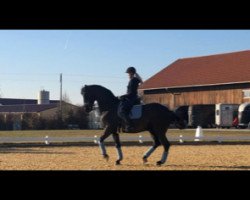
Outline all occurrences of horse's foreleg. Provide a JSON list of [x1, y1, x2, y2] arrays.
[[112, 133, 123, 165], [98, 140, 109, 161], [98, 128, 112, 161], [143, 146, 157, 163]]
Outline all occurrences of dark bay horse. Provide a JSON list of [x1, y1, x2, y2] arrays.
[[81, 85, 186, 166]]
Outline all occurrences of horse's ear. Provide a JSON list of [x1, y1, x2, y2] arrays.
[[81, 86, 86, 95]]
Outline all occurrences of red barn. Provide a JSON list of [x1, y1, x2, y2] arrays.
[[139, 50, 250, 109]]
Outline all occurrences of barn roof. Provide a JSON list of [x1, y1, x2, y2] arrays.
[[139, 50, 250, 90], [0, 104, 58, 113]]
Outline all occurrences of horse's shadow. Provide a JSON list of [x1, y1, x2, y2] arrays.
[[119, 163, 250, 170], [166, 164, 250, 170]]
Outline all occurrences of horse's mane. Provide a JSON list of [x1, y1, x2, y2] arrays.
[[84, 85, 118, 100]]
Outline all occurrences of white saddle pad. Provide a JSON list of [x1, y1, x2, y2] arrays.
[[129, 105, 142, 119]]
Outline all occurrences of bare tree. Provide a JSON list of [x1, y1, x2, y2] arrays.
[[62, 92, 71, 104]]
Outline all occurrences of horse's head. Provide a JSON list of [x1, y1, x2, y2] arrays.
[[81, 85, 96, 113], [173, 106, 188, 129], [81, 84, 119, 113]]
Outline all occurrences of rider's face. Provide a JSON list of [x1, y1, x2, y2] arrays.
[[128, 72, 134, 79]]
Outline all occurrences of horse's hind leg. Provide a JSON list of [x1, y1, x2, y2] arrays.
[[142, 130, 161, 164], [156, 130, 171, 166], [112, 133, 123, 165]]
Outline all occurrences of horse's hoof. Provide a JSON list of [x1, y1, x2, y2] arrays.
[[156, 161, 163, 166], [103, 154, 109, 161], [115, 160, 121, 165], [143, 157, 148, 164]]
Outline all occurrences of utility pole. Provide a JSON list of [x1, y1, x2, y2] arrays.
[[60, 73, 63, 119]]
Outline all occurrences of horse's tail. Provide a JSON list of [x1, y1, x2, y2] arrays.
[[161, 105, 180, 124], [170, 110, 180, 123], [171, 109, 186, 130]]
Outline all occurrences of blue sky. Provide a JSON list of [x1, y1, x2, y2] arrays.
[[1, 30, 250, 105]]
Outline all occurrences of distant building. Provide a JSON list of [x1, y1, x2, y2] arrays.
[[0, 103, 60, 119], [0, 95, 80, 130], [0, 98, 59, 106]]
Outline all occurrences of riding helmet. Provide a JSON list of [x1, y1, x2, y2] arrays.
[[126, 66, 136, 74]]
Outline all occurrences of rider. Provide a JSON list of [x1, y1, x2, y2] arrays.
[[118, 66, 143, 132]]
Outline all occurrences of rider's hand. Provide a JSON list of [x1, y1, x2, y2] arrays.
[[118, 96, 123, 100], [118, 95, 126, 100]]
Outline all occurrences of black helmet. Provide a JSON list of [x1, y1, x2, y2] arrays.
[[126, 66, 136, 74]]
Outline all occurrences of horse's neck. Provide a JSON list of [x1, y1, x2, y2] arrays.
[[96, 96, 119, 113]]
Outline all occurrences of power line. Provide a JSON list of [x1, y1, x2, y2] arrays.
[[63, 74, 126, 79], [0, 73, 59, 76], [0, 79, 58, 82], [0, 79, 126, 84], [0, 72, 127, 79], [0, 78, 57, 82]]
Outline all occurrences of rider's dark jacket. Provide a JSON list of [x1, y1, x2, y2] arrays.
[[121, 77, 141, 100]]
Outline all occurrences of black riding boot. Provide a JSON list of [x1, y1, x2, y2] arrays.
[[123, 115, 135, 133]]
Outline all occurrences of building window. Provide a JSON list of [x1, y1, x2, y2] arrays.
[[243, 90, 250, 98]]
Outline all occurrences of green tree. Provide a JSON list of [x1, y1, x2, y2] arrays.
[[0, 115, 5, 130], [5, 114, 14, 130]]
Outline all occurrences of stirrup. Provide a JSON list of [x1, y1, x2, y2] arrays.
[[124, 126, 135, 133]]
